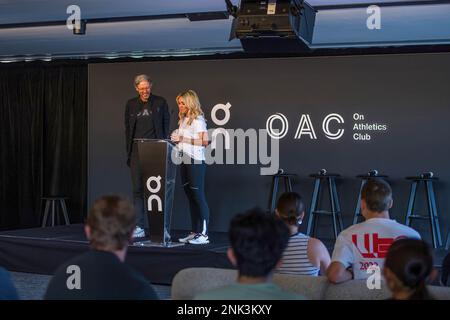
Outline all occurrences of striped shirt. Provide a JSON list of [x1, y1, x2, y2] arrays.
[[277, 233, 320, 276]]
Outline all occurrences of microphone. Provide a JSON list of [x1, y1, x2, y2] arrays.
[[421, 172, 434, 178], [318, 168, 327, 175], [368, 170, 378, 177]]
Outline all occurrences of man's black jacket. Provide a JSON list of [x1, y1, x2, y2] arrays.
[[124, 94, 170, 164]]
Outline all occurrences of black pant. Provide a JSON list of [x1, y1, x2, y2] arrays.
[[180, 161, 209, 235], [130, 149, 148, 230]]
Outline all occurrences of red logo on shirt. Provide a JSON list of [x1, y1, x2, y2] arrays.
[[352, 233, 406, 258]]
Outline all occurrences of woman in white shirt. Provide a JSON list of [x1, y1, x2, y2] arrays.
[[171, 90, 210, 245], [276, 192, 330, 276]]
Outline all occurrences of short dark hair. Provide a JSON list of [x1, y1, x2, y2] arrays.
[[385, 239, 434, 299], [229, 207, 289, 278], [87, 195, 135, 251], [361, 178, 392, 212], [276, 192, 305, 225]]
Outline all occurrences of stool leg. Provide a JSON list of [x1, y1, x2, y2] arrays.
[[284, 177, 289, 192], [353, 180, 365, 225], [42, 201, 50, 227], [328, 178, 339, 240], [60, 200, 70, 225], [268, 176, 274, 212], [307, 178, 321, 236], [287, 178, 293, 192], [428, 181, 442, 247], [446, 229, 450, 250], [405, 182, 418, 226], [56, 203, 60, 225], [425, 181, 440, 248], [331, 179, 344, 232], [425, 182, 437, 248], [268, 176, 277, 213], [312, 182, 321, 237], [51, 200, 55, 227]]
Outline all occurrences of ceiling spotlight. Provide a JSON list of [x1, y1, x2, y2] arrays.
[[73, 20, 87, 35]]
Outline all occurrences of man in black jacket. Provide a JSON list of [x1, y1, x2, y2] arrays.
[[125, 74, 170, 238]]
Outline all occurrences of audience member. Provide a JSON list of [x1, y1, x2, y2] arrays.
[[327, 179, 420, 283], [44, 195, 158, 300], [441, 251, 450, 286], [384, 238, 435, 300], [194, 208, 305, 300], [0, 267, 19, 300], [275, 192, 330, 276]]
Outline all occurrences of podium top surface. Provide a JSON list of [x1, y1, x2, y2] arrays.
[[133, 139, 176, 147], [134, 138, 171, 143]]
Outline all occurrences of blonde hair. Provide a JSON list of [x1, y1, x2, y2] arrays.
[[176, 90, 204, 126]]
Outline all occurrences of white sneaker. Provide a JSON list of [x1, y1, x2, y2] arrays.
[[178, 232, 196, 243], [188, 234, 209, 245], [133, 226, 145, 238]]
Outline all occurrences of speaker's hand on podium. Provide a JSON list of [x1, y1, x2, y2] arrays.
[[171, 130, 180, 143]]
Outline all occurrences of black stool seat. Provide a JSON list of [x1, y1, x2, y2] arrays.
[[274, 173, 298, 178], [267, 171, 297, 213], [404, 174, 442, 248], [406, 176, 438, 181], [356, 174, 388, 179], [353, 172, 388, 224], [41, 196, 70, 227], [310, 173, 340, 178], [306, 170, 343, 240]]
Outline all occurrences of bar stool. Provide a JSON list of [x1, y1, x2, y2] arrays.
[[267, 170, 297, 213], [41, 196, 70, 227], [352, 170, 388, 224], [404, 173, 442, 249], [306, 169, 343, 240]]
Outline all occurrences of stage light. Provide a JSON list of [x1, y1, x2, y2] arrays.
[[226, 0, 316, 53]]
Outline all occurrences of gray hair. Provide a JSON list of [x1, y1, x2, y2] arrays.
[[134, 74, 153, 87]]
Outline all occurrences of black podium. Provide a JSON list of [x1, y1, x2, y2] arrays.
[[133, 139, 182, 247]]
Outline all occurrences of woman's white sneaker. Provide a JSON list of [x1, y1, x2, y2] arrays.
[[178, 232, 196, 243], [133, 226, 145, 238], [188, 234, 209, 245]]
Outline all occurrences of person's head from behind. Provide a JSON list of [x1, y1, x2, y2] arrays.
[[275, 192, 305, 234], [361, 178, 393, 219], [228, 208, 289, 280], [176, 90, 204, 125], [384, 239, 436, 300], [85, 195, 135, 253]]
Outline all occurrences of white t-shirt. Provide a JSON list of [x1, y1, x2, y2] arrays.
[[177, 116, 207, 161], [331, 218, 421, 280]]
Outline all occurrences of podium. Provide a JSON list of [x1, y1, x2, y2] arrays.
[[133, 139, 183, 247]]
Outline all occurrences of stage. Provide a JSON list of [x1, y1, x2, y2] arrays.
[[0, 224, 233, 285], [1, 224, 447, 287]]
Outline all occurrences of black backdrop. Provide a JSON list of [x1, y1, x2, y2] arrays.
[[0, 64, 87, 230], [88, 53, 450, 242]]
